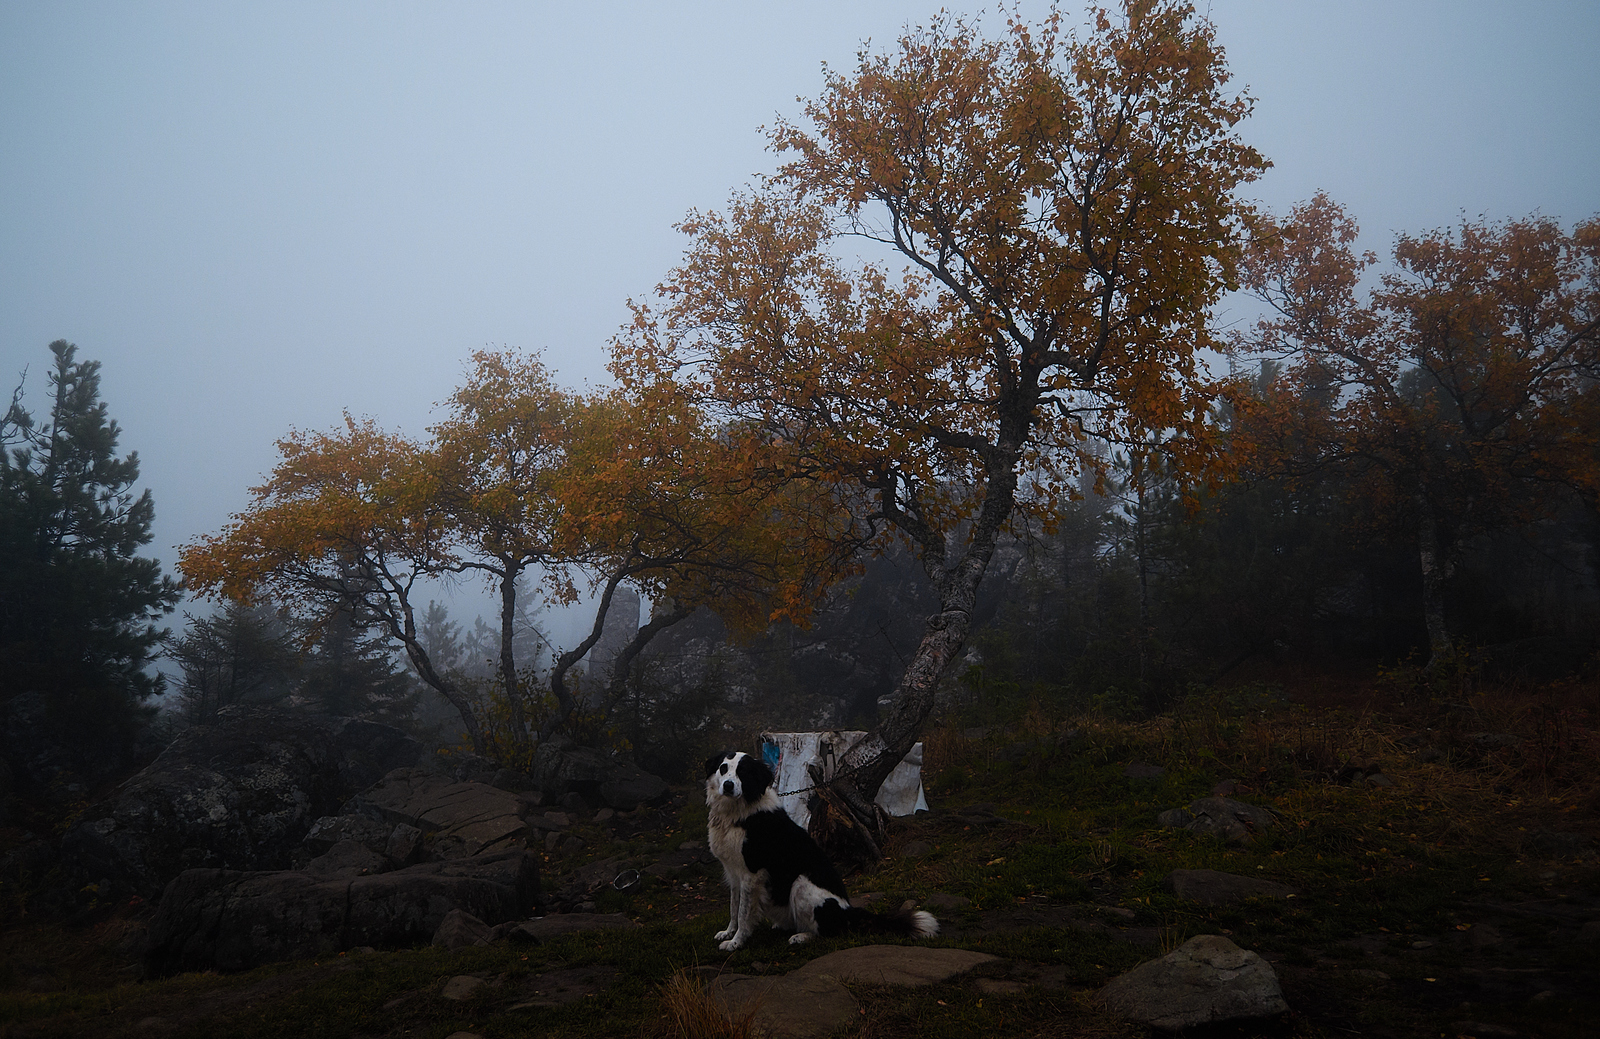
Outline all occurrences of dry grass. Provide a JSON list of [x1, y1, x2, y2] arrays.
[[658, 969, 758, 1039], [920, 720, 974, 775], [920, 667, 1599, 882]]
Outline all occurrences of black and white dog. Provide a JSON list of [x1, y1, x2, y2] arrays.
[[704, 750, 939, 951]]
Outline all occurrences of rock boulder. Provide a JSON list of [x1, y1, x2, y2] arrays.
[[527, 737, 668, 810], [144, 848, 539, 975], [1100, 934, 1288, 1030], [432, 908, 493, 950], [304, 814, 392, 853], [597, 761, 670, 811], [1157, 797, 1281, 843], [61, 708, 424, 899], [341, 768, 528, 859]]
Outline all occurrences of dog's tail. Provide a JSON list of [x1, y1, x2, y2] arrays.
[[817, 898, 939, 939]]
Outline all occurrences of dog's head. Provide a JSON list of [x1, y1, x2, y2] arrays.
[[704, 750, 773, 806]]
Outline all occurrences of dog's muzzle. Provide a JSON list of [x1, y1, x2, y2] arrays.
[[722, 780, 736, 797]]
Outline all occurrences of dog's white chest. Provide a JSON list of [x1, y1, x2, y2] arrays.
[[706, 814, 748, 875]]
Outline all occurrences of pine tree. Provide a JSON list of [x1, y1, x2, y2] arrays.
[[170, 601, 298, 724], [0, 340, 181, 757], [299, 598, 418, 725]]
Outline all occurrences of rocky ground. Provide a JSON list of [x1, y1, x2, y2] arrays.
[[4, 780, 1596, 1038], [3, 694, 1597, 1038]]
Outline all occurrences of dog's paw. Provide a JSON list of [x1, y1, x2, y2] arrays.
[[788, 932, 815, 944], [713, 927, 735, 941], [718, 936, 746, 952]]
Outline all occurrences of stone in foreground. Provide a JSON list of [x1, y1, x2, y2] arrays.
[[708, 973, 858, 1039], [1100, 934, 1288, 1030], [793, 945, 999, 987]]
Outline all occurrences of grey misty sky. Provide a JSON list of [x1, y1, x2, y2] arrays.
[[2, 0, 1597, 642]]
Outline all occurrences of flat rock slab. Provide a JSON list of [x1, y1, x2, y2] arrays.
[[1100, 934, 1288, 1030], [972, 960, 1071, 993], [708, 972, 858, 1039], [441, 975, 487, 1001], [794, 945, 1000, 987], [1166, 869, 1298, 905], [569, 851, 630, 890], [349, 768, 527, 859]]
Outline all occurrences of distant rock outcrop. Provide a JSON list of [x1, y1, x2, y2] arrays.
[[342, 767, 531, 859], [144, 848, 539, 975], [60, 708, 424, 899], [528, 737, 668, 809], [55, 705, 683, 974]]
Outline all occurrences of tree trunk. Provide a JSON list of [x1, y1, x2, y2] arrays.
[[377, 589, 488, 754], [545, 571, 631, 739], [600, 602, 693, 712], [400, 637, 486, 753], [1416, 487, 1454, 673], [833, 459, 1018, 812], [497, 562, 529, 748], [835, 602, 973, 801], [808, 763, 884, 873], [1134, 455, 1150, 697]]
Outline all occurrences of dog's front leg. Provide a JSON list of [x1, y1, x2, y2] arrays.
[[713, 878, 740, 942], [718, 881, 756, 951]]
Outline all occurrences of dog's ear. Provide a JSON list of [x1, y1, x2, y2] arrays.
[[704, 752, 731, 778], [735, 753, 773, 801]]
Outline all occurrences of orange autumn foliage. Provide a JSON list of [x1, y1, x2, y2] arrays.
[[180, 350, 839, 753], [1234, 193, 1600, 667], [179, 414, 489, 746], [618, 1, 1268, 797]]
